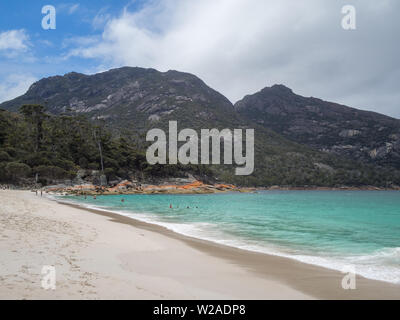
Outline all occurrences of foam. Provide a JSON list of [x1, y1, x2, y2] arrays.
[[53, 195, 400, 285]]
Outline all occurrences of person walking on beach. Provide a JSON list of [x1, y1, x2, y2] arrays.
[[40, 190, 43, 197]]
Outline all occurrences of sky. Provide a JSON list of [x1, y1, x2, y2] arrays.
[[0, 0, 399, 118]]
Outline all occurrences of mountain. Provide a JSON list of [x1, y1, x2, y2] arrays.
[[235, 85, 400, 169], [0, 67, 235, 132], [1, 67, 400, 187]]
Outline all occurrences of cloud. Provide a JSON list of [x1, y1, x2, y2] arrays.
[[69, 4, 80, 14], [62, 35, 101, 50], [56, 3, 80, 15], [0, 74, 37, 103], [92, 7, 112, 30], [67, 0, 400, 118], [0, 29, 30, 55]]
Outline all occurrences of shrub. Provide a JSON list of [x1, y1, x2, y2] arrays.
[[24, 152, 52, 167], [104, 167, 117, 180], [88, 162, 99, 170], [3, 147, 17, 158], [0, 162, 7, 181], [78, 157, 88, 169], [0, 151, 10, 162], [34, 165, 69, 180], [5, 162, 31, 180], [52, 158, 76, 171]]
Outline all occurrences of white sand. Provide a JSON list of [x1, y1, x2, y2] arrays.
[[0, 190, 312, 300]]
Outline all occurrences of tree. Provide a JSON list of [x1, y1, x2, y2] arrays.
[[5, 162, 31, 181], [92, 118, 107, 174], [19, 105, 49, 152], [0, 109, 8, 146]]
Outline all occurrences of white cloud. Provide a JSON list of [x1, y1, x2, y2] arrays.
[[62, 35, 101, 49], [68, 0, 400, 118], [38, 39, 54, 48], [92, 7, 112, 30], [0, 74, 37, 103], [68, 4, 80, 15], [0, 29, 29, 54], [56, 3, 80, 15]]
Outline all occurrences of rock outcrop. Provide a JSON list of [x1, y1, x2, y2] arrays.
[[45, 180, 245, 195]]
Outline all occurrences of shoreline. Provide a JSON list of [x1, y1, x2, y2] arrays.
[[2, 184, 400, 197], [47, 185, 400, 196], [55, 195, 400, 300], [53, 193, 398, 285], [0, 190, 310, 299], [1, 190, 399, 300]]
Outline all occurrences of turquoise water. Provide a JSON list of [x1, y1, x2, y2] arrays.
[[58, 191, 400, 284]]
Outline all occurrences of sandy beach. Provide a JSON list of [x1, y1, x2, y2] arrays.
[[0, 190, 399, 300]]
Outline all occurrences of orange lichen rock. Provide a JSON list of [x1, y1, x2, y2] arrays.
[[181, 181, 205, 189], [109, 180, 134, 192], [45, 179, 240, 195], [215, 184, 236, 189]]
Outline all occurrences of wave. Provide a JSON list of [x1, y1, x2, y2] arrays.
[[52, 195, 400, 285]]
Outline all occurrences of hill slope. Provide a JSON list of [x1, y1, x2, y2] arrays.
[[235, 85, 400, 169], [0, 67, 235, 132], [1, 68, 400, 187]]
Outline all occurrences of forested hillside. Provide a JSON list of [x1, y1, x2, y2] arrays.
[[1, 67, 400, 188], [0, 106, 211, 186], [1, 105, 400, 188]]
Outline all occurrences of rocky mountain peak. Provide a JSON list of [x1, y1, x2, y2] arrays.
[[235, 85, 400, 168], [269, 84, 294, 94], [0, 66, 234, 128]]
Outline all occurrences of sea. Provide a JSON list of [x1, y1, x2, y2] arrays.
[[55, 190, 400, 284]]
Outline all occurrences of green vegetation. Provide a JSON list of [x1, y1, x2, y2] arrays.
[[0, 106, 212, 186], [1, 103, 399, 188], [1, 67, 399, 188]]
